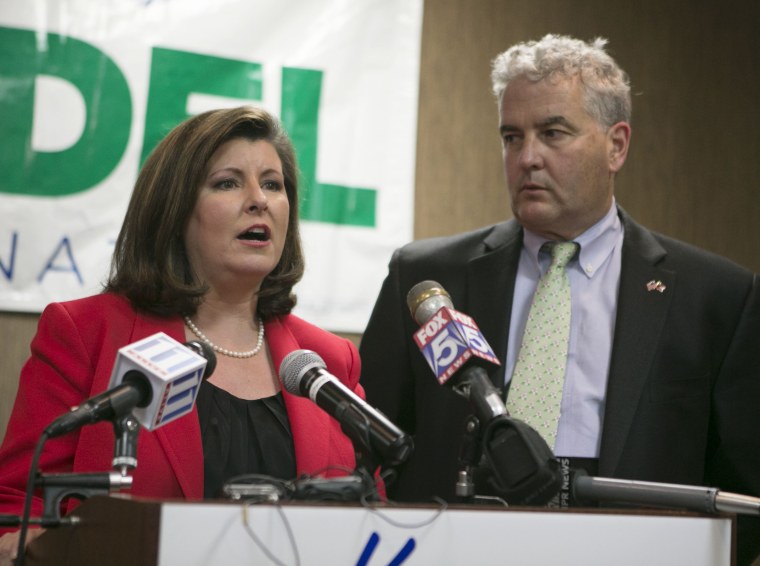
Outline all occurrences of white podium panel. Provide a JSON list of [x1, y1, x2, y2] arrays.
[[158, 502, 732, 566]]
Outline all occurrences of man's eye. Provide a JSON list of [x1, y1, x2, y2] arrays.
[[543, 129, 566, 139]]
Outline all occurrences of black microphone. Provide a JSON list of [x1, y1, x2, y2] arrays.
[[407, 280, 562, 505], [571, 471, 760, 516], [45, 333, 216, 438], [279, 349, 414, 469]]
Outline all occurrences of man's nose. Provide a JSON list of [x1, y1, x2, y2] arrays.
[[517, 137, 543, 170]]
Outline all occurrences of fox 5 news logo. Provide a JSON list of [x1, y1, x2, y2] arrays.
[[413, 308, 499, 384]]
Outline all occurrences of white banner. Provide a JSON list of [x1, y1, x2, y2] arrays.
[[0, 0, 422, 332]]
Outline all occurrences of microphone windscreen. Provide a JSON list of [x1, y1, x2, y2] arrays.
[[406, 280, 453, 324], [279, 349, 325, 395], [107, 332, 209, 430], [184, 340, 217, 378]]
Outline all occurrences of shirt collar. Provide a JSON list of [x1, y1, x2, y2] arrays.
[[522, 200, 622, 278]]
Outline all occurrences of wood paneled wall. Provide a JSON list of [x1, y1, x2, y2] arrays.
[[1, 0, 758, 443]]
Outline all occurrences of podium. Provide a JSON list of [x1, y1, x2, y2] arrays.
[[25, 495, 734, 565]]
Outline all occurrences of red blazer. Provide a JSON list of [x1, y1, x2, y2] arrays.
[[0, 293, 361, 528]]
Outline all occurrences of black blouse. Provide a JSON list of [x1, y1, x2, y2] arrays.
[[196, 380, 296, 498]]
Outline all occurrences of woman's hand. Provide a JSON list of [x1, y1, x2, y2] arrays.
[[0, 529, 44, 566]]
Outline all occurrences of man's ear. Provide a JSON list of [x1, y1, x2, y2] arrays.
[[608, 121, 631, 173]]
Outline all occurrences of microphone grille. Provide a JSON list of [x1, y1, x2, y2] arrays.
[[406, 280, 453, 324], [279, 349, 326, 395]]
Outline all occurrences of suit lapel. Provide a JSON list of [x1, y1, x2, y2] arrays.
[[134, 315, 205, 499], [598, 213, 675, 476], [462, 212, 678, 476], [466, 220, 523, 389], [265, 317, 333, 474]]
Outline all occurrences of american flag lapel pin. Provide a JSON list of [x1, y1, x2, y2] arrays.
[[646, 280, 667, 293]]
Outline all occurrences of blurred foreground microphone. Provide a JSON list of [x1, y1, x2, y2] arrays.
[[45, 333, 216, 438], [280, 349, 413, 469], [571, 472, 760, 516], [407, 280, 561, 505]]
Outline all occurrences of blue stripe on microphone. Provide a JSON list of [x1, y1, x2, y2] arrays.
[[166, 357, 199, 373], [134, 337, 162, 351], [173, 371, 202, 387]]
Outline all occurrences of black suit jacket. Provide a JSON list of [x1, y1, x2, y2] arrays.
[[360, 208, 760, 563]]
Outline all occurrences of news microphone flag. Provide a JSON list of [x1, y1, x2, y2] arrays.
[[413, 306, 500, 385], [107, 332, 206, 430]]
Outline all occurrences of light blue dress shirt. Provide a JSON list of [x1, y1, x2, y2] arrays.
[[505, 202, 623, 457]]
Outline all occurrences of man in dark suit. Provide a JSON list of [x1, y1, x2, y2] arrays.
[[359, 34, 760, 564]]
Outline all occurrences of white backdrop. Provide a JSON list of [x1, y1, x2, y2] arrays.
[[0, 0, 422, 332]]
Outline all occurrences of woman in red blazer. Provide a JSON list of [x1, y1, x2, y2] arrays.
[[0, 107, 366, 560]]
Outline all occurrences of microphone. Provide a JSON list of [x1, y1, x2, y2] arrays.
[[407, 280, 562, 505], [407, 281, 505, 421], [279, 349, 414, 469], [44, 333, 216, 438], [571, 472, 760, 516]]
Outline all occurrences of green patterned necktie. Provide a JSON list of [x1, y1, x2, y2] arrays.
[[507, 241, 579, 449]]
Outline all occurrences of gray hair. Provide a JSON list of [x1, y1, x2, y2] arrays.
[[491, 34, 631, 128]]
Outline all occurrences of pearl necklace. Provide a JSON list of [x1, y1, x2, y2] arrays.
[[183, 316, 265, 359]]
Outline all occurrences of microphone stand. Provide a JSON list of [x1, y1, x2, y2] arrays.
[[349, 433, 388, 502], [112, 413, 140, 476], [449, 368, 561, 507], [455, 415, 481, 501], [332, 400, 407, 502], [36, 413, 139, 526], [8, 414, 140, 566], [454, 415, 508, 507]]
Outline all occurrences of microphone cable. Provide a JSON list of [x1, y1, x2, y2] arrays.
[[15, 430, 49, 566]]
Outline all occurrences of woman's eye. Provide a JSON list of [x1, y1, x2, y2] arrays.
[[262, 180, 283, 191], [214, 178, 237, 190]]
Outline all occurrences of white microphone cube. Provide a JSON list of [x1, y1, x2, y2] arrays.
[[107, 332, 207, 430]]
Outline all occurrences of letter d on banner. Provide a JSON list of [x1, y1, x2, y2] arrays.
[[0, 26, 131, 196]]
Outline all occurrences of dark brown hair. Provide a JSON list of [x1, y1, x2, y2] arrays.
[[105, 106, 304, 319]]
